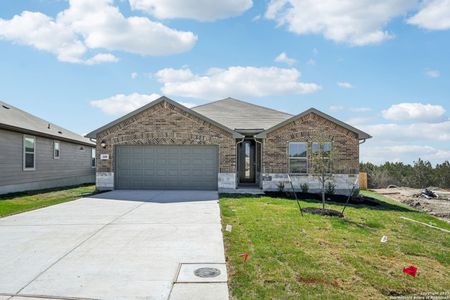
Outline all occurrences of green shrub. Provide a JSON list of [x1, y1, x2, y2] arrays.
[[326, 181, 335, 196], [300, 183, 309, 193], [276, 181, 285, 192]]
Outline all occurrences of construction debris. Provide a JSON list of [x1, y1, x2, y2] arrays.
[[375, 187, 450, 222]]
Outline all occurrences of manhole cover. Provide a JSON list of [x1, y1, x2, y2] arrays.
[[194, 267, 221, 278]]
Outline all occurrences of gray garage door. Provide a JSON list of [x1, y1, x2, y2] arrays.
[[115, 145, 218, 190]]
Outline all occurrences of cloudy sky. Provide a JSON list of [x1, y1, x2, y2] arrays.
[[1, 0, 449, 164]]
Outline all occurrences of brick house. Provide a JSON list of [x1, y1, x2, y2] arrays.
[[86, 96, 371, 194]]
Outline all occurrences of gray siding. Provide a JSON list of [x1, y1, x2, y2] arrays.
[[0, 128, 95, 194]]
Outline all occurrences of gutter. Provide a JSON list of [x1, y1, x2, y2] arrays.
[[0, 123, 95, 147]]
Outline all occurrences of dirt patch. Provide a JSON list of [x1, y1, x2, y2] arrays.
[[301, 207, 344, 217], [375, 187, 450, 222]]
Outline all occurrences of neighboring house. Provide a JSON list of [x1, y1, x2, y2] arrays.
[[0, 101, 96, 195], [86, 96, 371, 194]]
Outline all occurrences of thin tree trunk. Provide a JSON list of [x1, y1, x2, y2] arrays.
[[322, 180, 325, 210]]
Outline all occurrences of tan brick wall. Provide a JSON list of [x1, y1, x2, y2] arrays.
[[95, 101, 236, 173], [262, 112, 360, 174]]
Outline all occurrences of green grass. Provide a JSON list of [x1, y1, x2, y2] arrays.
[[220, 190, 450, 300], [0, 185, 96, 217]]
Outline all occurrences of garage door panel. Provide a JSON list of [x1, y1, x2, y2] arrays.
[[115, 145, 218, 190]]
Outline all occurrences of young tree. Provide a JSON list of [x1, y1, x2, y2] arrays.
[[309, 130, 335, 210]]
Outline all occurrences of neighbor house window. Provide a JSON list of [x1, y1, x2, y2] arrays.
[[23, 136, 36, 170], [54, 141, 60, 159], [289, 142, 307, 173], [91, 148, 96, 168]]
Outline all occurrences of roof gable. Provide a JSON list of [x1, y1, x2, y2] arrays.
[[0, 100, 94, 146], [191, 97, 293, 131], [86, 96, 243, 139], [255, 108, 372, 140]]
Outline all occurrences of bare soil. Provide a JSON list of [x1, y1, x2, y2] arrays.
[[374, 187, 450, 222]]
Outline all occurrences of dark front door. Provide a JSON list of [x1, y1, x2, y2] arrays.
[[238, 140, 256, 184]]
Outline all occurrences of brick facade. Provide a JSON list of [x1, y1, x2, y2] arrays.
[[95, 100, 236, 174], [262, 112, 360, 174]]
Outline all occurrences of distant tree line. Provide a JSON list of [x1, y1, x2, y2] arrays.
[[360, 159, 450, 189]]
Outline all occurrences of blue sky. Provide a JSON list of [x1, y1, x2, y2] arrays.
[[0, 0, 449, 164]]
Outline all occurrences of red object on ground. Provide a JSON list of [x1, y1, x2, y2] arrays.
[[239, 253, 249, 263], [403, 266, 417, 277]]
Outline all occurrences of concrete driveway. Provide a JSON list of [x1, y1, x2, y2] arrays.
[[0, 190, 229, 300]]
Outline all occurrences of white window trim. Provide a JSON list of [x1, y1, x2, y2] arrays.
[[288, 142, 308, 174], [23, 135, 36, 171], [91, 148, 96, 168], [53, 141, 60, 159]]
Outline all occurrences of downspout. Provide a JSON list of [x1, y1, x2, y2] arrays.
[[359, 138, 366, 145]]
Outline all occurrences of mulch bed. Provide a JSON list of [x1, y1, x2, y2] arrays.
[[264, 191, 380, 206], [301, 207, 344, 217]]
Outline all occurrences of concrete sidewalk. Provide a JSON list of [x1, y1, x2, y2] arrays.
[[0, 190, 229, 300]]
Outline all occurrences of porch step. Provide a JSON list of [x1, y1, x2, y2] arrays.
[[219, 188, 265, 195]]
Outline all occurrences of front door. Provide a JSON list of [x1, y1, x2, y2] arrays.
[[238, 140, 256, 184]]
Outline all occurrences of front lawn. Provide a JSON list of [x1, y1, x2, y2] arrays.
[[0, 184, 96, 217], [220, 191, 450, 299]]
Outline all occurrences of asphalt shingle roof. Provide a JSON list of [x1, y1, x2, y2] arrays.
[[191, 97, 293, 131], [0, 100, 94, 146]]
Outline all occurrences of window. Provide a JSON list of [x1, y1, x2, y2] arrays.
[[322, 142, 332, 157], [312, 142, 332, 173], [54, 141, 60, 159], [289, 142, 307, 173], [23, 136, 36, 170], [91, 148, 96, 168], [312, 142, 320, 154]]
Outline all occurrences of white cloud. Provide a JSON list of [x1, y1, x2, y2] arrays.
[[0, 0, 197, 64], [346, 116, 374, 126], [382, 103, 446, 122], [84, 53, 119, 65], [131, 72, 138, 79], [155, 66, 321, 99], [90, 93, 161, 115], [360, 120, 450, 142], [306, 58, 316, 65], [361, 144, 450, 164], [407, 0, 450, 30], [337, 82, 353, 89], [0, 11, 86, 63], [425, 69, 440, 78], [274, 52, 296, 65], [329, 105, 344, 111], [129, 0, 253, 21], [90, 93, 198, 115], [264, 0, 417, 45], [252, 15, 262, 22], [351, 107, 371, 112]]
